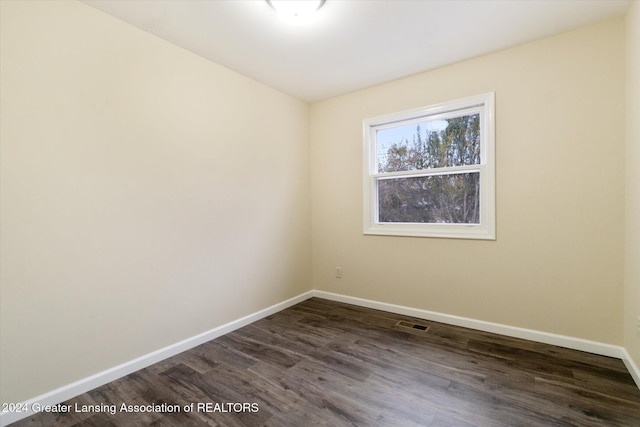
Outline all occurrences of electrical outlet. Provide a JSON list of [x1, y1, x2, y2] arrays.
[[335, 267, 342, 279]]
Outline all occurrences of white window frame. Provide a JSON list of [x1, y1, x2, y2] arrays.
[[363, 92, 495, 240]]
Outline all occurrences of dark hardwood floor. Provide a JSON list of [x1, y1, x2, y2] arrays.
[[10, 298, 640, 426]]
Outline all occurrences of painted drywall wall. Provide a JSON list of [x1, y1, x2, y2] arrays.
[[0, 0, 311, 404], [625, 0, 640, 371], [310, 18, 626, 345]]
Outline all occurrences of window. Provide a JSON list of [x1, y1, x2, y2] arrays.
[[363, 92, 495, 239]]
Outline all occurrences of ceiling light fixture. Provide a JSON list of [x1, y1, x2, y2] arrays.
[[266, 0, 326, 19]]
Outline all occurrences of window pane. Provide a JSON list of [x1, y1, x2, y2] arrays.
[[378, 173, 480, 224], [377, 114, 480, 172]]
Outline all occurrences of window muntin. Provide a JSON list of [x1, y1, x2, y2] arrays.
[[363, 93, 495, 239]]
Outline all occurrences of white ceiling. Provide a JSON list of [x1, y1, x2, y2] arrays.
[[84, 0, 632, 102]]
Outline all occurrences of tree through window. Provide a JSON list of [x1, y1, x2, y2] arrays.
[[363, 93, 495, 239]]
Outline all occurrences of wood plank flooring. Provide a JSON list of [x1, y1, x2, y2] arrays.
[[10, 298, 640, 426]]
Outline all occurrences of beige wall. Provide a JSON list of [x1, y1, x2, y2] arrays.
[[1, 0, 635, 409], [0, 1, 311, 403], [311, 18, 626, 344], [625, 0, 640, 370]]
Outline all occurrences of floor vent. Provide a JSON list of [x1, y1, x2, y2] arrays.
[[396, 320, 430, 332]]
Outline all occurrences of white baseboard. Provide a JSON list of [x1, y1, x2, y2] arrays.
[[0, 291, 313, 427], [312, 290, 627, 359], [621, 348, 640, 389]]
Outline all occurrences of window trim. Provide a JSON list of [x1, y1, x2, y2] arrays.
[[363, 92, 495, 240]]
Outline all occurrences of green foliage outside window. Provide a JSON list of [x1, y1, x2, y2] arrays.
[[377, 115, 481, 224]]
